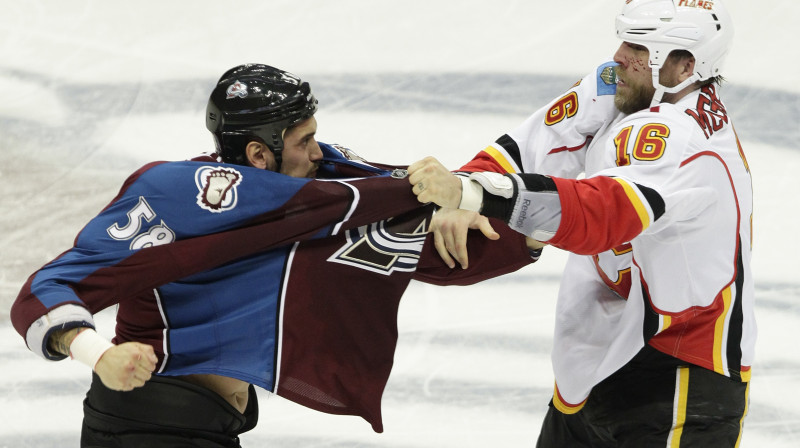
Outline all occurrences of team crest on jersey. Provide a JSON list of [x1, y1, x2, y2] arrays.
[[195, 166, 243, 212], [592, 243, 633, 300], [328, 215, 428, 275], [226, 80, 248, 99]]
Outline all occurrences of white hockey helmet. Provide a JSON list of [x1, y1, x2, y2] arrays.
[[615, 0, 734, 103]]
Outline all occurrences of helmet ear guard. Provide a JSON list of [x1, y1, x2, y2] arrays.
[[615, 0, 734, 105], [206, 64, 318, 168]]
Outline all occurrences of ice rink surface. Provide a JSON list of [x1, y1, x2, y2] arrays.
[[1, 1, 799, 446]]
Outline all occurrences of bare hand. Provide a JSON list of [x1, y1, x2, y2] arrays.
[[408, 157, 462, 208], [94, 342, 158, 391], [431, 208, 499, 269]]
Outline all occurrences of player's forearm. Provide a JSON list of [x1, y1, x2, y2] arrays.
[[471, 172, 663, 255], [49, 326, 116, 372], [47, 327, 85, 357], [526, 237, 546, 250]]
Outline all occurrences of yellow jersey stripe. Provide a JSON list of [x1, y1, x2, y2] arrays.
[[552, 383, 587, 415], [740, 367, 752, 382], [661, 314, 672, 333], [713, 287, 733, 375], [483, 146, 517, 174], [612, 178, 650, 230], [735, 380, 750, 448], [668, 366, 691, 448]]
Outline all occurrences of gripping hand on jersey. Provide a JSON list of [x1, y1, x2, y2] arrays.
[[408, 156, 506, 212], [408, 157, 463, 208], [409, 156, 552, 253], [409, 157, 498, 269]]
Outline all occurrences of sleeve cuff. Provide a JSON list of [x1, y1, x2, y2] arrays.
[[26, 304, 95, 361], [458, 175, 484, 212]]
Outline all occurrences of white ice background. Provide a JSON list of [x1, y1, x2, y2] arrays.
[[1, 1, 798, 446]]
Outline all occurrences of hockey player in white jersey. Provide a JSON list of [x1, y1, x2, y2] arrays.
[[408, 0, 753, 446]]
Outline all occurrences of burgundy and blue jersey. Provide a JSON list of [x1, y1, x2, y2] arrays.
[[11, 143, 534, 431]]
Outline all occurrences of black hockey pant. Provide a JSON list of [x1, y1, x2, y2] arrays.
[[81, 373, 258, 448], [537, 345, 749, 448]]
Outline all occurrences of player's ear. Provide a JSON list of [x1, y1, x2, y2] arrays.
[[245, 141, 277, 171], [677, 55, 696, 83]]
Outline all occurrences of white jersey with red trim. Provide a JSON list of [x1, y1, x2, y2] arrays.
[[461, 62, 755, 411], [463, 61, 622, 178]]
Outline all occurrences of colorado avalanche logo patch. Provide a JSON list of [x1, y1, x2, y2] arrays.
[[195, 166, 243, 213], [226, 80, 248, 99], [328, 215, 428, 275]]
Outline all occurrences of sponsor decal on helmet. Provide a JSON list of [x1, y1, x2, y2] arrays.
[[280, 71, 301, 86], [678, 0, 715, 9], [226, 80, 248, 99], [195, 166, 243, 212]]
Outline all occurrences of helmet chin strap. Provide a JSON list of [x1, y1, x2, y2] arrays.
[[272, 148, 283, 172], [650, 68, 701, 107], [270, 128, 288, 172]]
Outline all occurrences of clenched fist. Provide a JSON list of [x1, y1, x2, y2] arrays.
[[95, 342, 158, 391]]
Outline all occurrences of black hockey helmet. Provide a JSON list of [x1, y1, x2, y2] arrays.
[[206, 64, 318, 167]]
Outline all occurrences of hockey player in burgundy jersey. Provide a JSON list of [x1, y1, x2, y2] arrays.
[[409, 1, 753, 447], [10, 64, 538, 447]]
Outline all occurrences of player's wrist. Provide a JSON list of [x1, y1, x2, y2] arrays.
[[458, 176, 484, 212], [69, 328, 114, 371]]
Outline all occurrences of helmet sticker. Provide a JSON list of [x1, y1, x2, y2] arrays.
[[195, 166, 243, 212], [678, 0, 715, 10], [226, 80, 248, 99], [280, 72, 301, 86]]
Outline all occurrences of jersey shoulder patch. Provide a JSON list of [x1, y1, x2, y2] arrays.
[[596, 62, 619, 97], [321, 142, 367, 162]]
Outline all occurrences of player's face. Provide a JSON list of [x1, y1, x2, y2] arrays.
[[613, 41, 656, 114], [280, 116, 322, 178]]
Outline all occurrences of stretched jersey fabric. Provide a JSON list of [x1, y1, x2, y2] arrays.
[[11, 142, 535, 432], [461, 62, 755, 412]]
